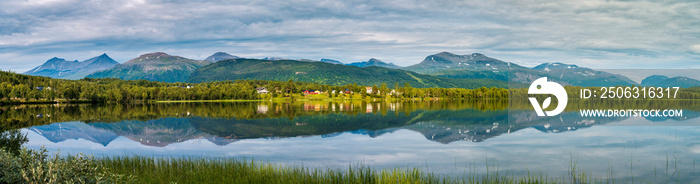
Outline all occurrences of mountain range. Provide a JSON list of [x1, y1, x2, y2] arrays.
[[86, 52, 212, 83], [23, 53, 118, 80], [402, 52, 637, 86], [22, 51, 700, 88], [187, 58, 508, 88]]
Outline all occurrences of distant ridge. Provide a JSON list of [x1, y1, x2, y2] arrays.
[[320, 59, 343, 65], [641, 75, 700, 88], [24, 53, 119, 79], [404, 52, 524, 73], [346, 58, 401, 69], [404, 52, 637, 87], [187, 58, 510, 88]]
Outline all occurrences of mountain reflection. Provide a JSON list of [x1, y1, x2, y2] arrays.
[[3, 100, 699, 147]]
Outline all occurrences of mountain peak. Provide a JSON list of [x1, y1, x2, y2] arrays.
[[433, 52, 484, 58], [367, 58, 383, 63], [346, 58, 400, 69], [419, 52, 499, 66], [404, 52, 525, 73], [25, 54, 118, 79], [434, 52, 459, 58], [139, 52, 171, 58], [92, 53, 113, 61], [533, 62, 579, 70], [641, 75, 669, 86], [45, 57, 67, 63], [205, 52, 240, 62], [83, 53, 118, 66], [125, 52, 194, 64]]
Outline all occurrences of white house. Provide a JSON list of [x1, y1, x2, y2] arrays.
[[256, 87, 269, 94]]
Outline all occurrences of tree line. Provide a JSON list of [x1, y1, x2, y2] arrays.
[[0, 71, 510, 103], [6, 70, 700, 103]]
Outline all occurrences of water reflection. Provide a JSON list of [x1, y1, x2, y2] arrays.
[[6, 100, 700, 147], [3, 100, 700, 182]]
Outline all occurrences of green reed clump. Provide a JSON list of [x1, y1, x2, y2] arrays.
[[0, 147, 135, 184], [98, 156, 598, 184], [99, 156, 386, 184], [1, 148, 622, 184]]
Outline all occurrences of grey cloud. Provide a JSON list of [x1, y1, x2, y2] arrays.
[[1, 0, 700, 72]]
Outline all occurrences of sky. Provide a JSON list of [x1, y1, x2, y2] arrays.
[[1, 0, 700, 73]]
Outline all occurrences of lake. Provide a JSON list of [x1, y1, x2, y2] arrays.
[[4, 100, 700, 182]]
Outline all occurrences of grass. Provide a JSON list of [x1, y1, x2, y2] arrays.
[[2, 147, 683, 184], [98, 156, 464, 184], [95, 156, 623, 184]]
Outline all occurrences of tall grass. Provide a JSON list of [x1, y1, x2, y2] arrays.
[[2, 149, 675, 183], [97, 156, 612, 184], [100, 156, 409, 184]]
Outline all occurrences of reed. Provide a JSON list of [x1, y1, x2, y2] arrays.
[[97, 156, 611, 184]]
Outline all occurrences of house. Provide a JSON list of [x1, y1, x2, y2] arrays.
[[256, 87, 269, 94], [34, 87, 44, 91], [365, 87, 372, 94], [303, 90, 319, 95]]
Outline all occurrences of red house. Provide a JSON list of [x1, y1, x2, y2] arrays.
[[303, 90, 319, 95]]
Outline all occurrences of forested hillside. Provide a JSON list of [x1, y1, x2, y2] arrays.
[[187, 59, 510, 89]]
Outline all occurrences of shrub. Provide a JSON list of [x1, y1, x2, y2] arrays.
[[0, 147, 135, 184]]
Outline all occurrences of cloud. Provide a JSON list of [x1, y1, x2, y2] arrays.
[[690, 45, 700, 55], [1, 0, 700, 72]]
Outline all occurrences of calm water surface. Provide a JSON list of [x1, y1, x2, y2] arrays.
[[4, 100, 700, 182]]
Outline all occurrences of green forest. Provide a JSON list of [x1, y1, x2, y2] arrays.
[[0, 71, 510, 104]]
